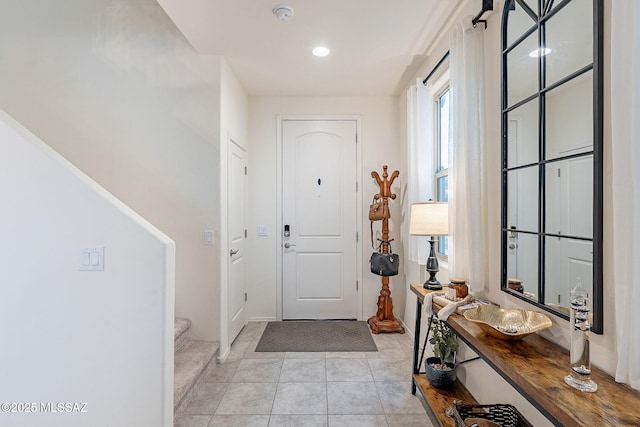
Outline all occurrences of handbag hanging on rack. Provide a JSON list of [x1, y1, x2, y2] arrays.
[[369, 197, 390, 247], [368, 197, 389, 221], [370, 241, 400, 277]]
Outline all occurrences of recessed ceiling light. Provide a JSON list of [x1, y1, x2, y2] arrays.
[[312, 46, 330, 57], [529, 47, 552, 58]]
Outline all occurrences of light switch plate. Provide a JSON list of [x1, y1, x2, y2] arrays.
[[79, 247, 104, 271], [257, 226, 268, 236], [204, 230, 214, 245]]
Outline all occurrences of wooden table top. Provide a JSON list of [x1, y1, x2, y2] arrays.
[[410, 284, 640, 426]]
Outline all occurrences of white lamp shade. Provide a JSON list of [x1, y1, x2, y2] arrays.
[[409, 202, 448, 236]]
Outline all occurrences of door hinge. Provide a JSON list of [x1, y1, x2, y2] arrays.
[[356, 232, 359, 243], [356, 181, 358, 192], [557, 168, 561, 177], [356, 133, 358, 143], [356, 280, 359, 291], [245, 292, 248, 302], [244, 229, 247, 238], [245, 166, 248, 175]]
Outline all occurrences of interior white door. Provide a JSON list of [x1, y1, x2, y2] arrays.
[[282, 120, 358, 319], [228, 138, 247, 342], [547, 155, 593, 306]]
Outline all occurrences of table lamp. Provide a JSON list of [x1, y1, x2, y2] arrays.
[[409, 202, 449, 290]]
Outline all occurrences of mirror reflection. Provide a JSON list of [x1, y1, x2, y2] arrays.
[[545, 158, 593, 239], [545, 237, 593, 311], [507, 30, 538, 105], [507, 233, 538, 300], [501, 0, 602, 333], [546, 72, 593, 160], [507, 167, 538, 232], [507, 99, 538, 168], [505, 0, 536, 47], [545, 0, 593, 88]]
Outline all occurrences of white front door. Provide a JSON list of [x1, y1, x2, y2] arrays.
[[228, 138, 247, 342], [282, 120, 358, 319]]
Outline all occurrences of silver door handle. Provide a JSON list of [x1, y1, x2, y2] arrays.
[[230, 249, 239, 256], [284, 242, 296, 249]]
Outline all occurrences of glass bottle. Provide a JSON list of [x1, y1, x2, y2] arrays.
[[564, 278, 597, 392]]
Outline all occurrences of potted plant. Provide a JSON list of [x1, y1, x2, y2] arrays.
[[425, 317, 459, 389]]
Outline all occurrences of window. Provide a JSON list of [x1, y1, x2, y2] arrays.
[[435, 85, 450, 257]]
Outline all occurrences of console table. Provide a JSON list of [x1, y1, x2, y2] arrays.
[[410, 284, 640, 426]]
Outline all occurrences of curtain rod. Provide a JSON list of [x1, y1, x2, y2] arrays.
[[472, 0, 493, 28], [422, 51, 450, 85]]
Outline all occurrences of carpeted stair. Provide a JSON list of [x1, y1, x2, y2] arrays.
[[174, 318, 219, 414]]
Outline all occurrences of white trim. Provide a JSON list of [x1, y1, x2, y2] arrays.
[[399, 318, 415, 341], [248, 316, 278, 322], [276, 115, 363, 320], [276, 118, 283, 321], [219, 131, 230, 357], [216, 347, 230, 364]]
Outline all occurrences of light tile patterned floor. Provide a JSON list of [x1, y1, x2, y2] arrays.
[[175, 322, 434, 427]]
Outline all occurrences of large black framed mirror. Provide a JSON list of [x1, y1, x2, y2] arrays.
[[500, 0, 604, 333]]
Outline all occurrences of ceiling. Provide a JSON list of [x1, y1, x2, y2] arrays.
[[156, 0, 463, 96]]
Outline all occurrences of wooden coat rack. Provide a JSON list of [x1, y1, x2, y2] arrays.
[[368, 165, 405, 334]]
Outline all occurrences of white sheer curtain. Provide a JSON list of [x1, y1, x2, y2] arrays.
[[611, 0, 640, 390], [404, 78, 433, 264], [448, 18, 487, 293]]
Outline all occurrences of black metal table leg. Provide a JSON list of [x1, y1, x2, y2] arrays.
[[412, 299, 422, 394]]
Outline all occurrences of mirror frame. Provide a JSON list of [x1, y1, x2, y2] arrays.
[[500, 0, 604, 334]]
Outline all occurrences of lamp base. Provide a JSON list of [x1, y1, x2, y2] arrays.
[[423, 280, 442, 290], [424, 238, 442, 290]]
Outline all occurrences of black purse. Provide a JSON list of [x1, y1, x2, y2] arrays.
[[370, 243, 400, 277]]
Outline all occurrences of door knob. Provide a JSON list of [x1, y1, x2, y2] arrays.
[[284, 242, 296, 249], [230, 249, 239, 256]]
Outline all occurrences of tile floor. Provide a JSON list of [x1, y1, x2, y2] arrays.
[[175, 322, 434, 427]]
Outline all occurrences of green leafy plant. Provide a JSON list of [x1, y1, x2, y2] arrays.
[[428, 317, 459, 370]]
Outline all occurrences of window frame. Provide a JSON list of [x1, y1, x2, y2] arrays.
[[431, 72, 451, 260]]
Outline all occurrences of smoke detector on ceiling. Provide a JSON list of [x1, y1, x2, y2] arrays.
[[273, 4, 294, 22]]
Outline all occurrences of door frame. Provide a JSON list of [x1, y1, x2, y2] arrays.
[[276, 115, 363, 321]]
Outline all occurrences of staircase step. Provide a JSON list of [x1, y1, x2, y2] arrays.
[[174, 339, 219, 412], [174, 318, 191, 352]]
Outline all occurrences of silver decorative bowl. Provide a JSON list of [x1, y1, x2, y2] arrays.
[[463, 305, 552, 340]]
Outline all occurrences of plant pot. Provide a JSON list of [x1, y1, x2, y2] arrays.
[[425, 356, 457, 389]]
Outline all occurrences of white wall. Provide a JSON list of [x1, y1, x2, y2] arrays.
[[0, 111, 175, 427], [247, 96, 402, 322], [0, 0, 222, 341]]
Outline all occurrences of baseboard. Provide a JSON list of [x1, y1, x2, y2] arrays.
[[400, 318, 415, 340], [216, 345, 230, 364], [248, 317, 277, 322]]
